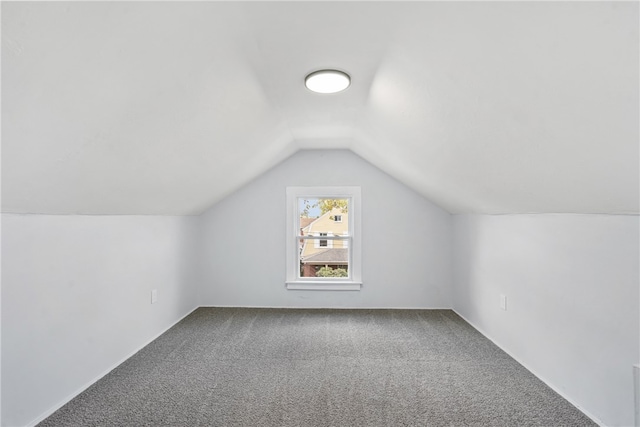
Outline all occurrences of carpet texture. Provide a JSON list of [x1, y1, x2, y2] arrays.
[[39, 308, 596, 426]]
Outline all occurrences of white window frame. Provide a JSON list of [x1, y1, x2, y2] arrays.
[[286, 186, 362, 291]]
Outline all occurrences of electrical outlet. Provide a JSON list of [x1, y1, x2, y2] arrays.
[[151, 289, 158, 304], [500, 294, 507, 311]]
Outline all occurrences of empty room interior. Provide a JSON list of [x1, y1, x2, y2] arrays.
[[2, 2, 639, 427]]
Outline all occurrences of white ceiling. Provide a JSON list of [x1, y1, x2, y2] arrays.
[[3, 2, 638, 215]]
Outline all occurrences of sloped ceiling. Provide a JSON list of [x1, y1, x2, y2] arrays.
[[2, 2, 638, 215]]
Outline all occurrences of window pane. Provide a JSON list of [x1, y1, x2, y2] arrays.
[[298, 238, 349, 278], [297, 197, 350, 279], [297, 198, 349, 231]]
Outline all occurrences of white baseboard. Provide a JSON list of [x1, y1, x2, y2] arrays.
[[634, 364, 640, 427], [198, 304, 453, 310], [26, 306, 199, 427], [452, 309, 607, 427]]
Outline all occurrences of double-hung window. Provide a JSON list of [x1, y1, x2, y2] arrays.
[[286, 186, 362, 290]]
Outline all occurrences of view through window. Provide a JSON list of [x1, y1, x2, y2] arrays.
[[297, 198, 350, 279]]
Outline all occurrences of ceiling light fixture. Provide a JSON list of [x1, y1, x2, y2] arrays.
[[305, 69, 351, 94]]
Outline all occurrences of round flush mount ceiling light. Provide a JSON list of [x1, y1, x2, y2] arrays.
[[305, 69, 351, 94]]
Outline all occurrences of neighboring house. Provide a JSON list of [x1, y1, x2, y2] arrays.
[[300, 208, 349, 277]]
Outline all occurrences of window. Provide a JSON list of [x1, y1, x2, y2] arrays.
[[286, 186, 362, 290], [315, 232, 330, 248]]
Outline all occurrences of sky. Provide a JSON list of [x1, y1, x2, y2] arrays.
[[298, 198, 321, 218]]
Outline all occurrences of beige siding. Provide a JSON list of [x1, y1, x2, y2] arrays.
[[301, 208, 349, 258]]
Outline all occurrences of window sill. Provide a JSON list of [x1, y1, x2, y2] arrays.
[[286, 281, 362, 291]]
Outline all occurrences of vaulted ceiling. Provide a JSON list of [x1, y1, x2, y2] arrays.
[[3, 2, 638, 215]]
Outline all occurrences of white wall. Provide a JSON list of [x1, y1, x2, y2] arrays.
[[8, 153, 633, 426], [199, 149, 452, 308], [452, 214, 639, 427], [1, 214, 200, 427]]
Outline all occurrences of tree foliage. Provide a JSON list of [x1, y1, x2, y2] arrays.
[[316, 267, 348, 277], [301, 198, 348, 217], [317, 199, 348, 215]]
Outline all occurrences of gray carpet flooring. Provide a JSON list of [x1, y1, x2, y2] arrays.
[[39, 308, 596, 426]]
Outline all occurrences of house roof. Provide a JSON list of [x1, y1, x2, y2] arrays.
[[303, 208, 346, 233], [2, 2, 638, 215], [302, 249, 349, 265], [300, 218, 316, 230]]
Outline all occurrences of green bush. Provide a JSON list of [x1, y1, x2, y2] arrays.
[[316, 267, 348, 277]]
